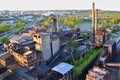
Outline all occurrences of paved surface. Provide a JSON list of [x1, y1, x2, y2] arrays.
[[78, 23, 91, 31]]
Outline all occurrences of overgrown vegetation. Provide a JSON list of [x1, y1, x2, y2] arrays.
[[0, 34, 9, 43], [43, 20, 50, 28], [13, 18, 28, 34], [0, 24, 11, 33], [72, 48, 103, 76], [16, 26, 24, 34], [69, 40, 79, 48]]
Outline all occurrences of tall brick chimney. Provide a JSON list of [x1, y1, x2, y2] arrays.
[[95, 9, 98, 32], [92, 2, 95, 43]]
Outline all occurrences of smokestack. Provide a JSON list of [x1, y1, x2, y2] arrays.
[[57, 14, 59, 32], [92, 2, 95, 43], [95, 9, 98, 31]]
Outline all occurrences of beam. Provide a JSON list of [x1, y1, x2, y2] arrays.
[[106, 63, 120, 67]]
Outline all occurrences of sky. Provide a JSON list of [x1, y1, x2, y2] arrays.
[[0, 0, 119, 11]]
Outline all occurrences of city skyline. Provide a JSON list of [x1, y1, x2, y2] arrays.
[[0, 0, 120, 11]]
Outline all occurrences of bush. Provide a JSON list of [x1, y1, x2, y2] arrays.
[[16, 26, 24, 34], [0, 34, 9, 43], [69, 40, 79, 48], [0, 24, 11, 33], [71, 48, 103, 76]]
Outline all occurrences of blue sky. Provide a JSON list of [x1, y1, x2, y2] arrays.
[[0, 0, 119, 11]]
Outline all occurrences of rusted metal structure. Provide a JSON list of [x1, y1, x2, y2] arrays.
[[91, 2, 95, 43], [86, 66, 111, 80], [91, 3, 108, 47]]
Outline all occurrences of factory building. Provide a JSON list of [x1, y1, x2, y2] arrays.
[[86, 66, 111, 80]]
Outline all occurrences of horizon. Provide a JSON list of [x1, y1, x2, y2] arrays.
[[0, 9, 120, 12], [0, 0, 120, 11]]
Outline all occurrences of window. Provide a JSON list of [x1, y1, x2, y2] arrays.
[[38, 36, 41, 38], [24, 61, 27, 64], [34, 35, 37, 38]]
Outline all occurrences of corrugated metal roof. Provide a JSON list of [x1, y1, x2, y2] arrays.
[[0, 52, 12, 59], [51, 62, 74, 75]]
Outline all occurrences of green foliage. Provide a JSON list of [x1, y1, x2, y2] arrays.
[[0, 24, 11, 33], [81, 32, 87, 37], [69, 40, 79, 48], [99, 13, 120, 27], [12, 18, 28, 34], [60, 16, 91, 28], [35, 20, 45, 26], [43, 20, 50, 28], [16, 26, 24, 34], [62, 58, 68, 63], [0, 34, 9, 43], [71, 48, 103, 76], [110, 33, 115, 38]]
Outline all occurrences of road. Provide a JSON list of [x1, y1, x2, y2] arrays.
[[24, 19, 37, 30], [0, 18, 37, 38]]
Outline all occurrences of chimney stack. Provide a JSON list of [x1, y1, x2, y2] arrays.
[[95, 9, 98, 31], [92, 2, 95, 43], [57, 14, 59, 32]]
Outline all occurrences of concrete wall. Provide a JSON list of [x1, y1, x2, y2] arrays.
[[51, 39, 60, 56]]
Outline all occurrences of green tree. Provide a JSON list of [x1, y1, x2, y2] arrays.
[[43, 20, 50, 28]]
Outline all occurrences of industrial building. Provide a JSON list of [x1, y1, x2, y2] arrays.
[[0, 31, 60, 69], [0, 52, 13, 67], [33, 33, 60, 61], [49, 62, 74, 80], [86, 66, 111, 80], [91, 3, 109, 47]]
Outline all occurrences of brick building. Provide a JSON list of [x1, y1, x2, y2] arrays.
[[86, 66, 111, 80]]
